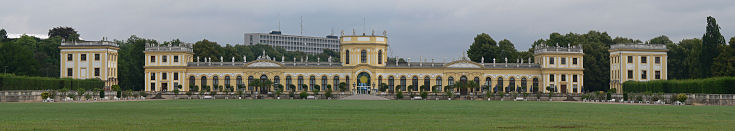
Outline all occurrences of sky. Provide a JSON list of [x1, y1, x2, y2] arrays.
[[1, 0, 734, 61]]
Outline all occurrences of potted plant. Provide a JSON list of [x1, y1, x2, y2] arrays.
[[396, 90, 404, 100], [275, 89, 282, 99], [186, 91, 193, 99], [325, 88, 333, 99], [299, 91, 308, 99], [445, 90, 453, 100], [420, 91, 428, 100]]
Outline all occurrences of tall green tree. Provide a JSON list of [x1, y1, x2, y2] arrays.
[[700, 16, 726, 78], [0, 35, 39, 76], [48, 27, 80, 41], [467, 33, 496, 62], [666, 39, 703, 79], [118, 35, 156, 90], [647, 35, 674, 45], [0, 29, 7, 42], [192, 39, 223, 61]]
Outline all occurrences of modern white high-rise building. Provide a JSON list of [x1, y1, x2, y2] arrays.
[[244, 31, 340, 54]]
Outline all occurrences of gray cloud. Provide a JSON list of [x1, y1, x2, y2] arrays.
[[1, 0, 733, 61]]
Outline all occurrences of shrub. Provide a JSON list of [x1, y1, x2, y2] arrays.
[[76, 88, 86, 99], [0, 74, 104, 90], [606, 92, 612, 100], [623, 93, 628, 101], [444, 90, 452, 98], [396, 90, 404, 99], [324, 89, 332, 98], [139, 91, 148, 97], [84, 92, 92, 100], [99, 89, 105, 98], [676, 93, 688, 102], [420, 91, 428, 99], [299, 91, 308, 99], [41, 92, 50, 99], [623, 76, 735, 94], [186, 91, 193, 98]]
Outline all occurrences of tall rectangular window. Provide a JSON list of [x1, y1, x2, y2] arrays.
[[549, 57, 555, 64], [162, 73, 167, 80], [655, 57, 660, 64], [67, 68, 73, 76], [627, 70, 633, 79], [627, 56, 633, 63], [151, 73, 156, 80], [549, 74, 555, 82], [67, 54, 73, 61], [174, 73, 179, 80], [573, 75, 578, 82], [561, 58, 566, 64], [151, 56, 156, 62], [94, 54, 100, 61], [150, 83, 156, 91], [641, 70, 647, 79], [94, 68, 100, 76], [81, 54, 87, 61], [655, 71, 661, 79], [641, 56, 647, 63], [174, 56, 179, 62], [572, 58, 578, 65], [162, 56, 167, 62], [561, 74, 566, 81]]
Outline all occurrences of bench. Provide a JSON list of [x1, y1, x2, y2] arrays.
[[514, 97, 525, 101], [412, 96, 422, 100], [203, 96, 214, 99], [307, 96, 316, 99]]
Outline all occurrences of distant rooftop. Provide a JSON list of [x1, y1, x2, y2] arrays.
[[610, 43, 667, 50], [61, 40, 117, 47], [145, 44, 193, 52], [534, 45, 583, 54]]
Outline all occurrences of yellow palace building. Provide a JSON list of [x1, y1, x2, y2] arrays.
[[143, 33, 585, 94]]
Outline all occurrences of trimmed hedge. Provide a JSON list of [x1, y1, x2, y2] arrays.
[[623, 77, 735, 94], [0, 74, 104, 91]]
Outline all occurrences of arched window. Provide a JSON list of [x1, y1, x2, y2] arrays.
[[485, 77, 492, 89], [388, 76, 395, 91], [345, 76, 350, 89], [236, 76, 243, 86], [521, 77, 528, 92], [286, 76, 292, 90], [260, 75, 268, 82], [213, 76, 219, 88], [378, 50, 383, 64], [509, 77, 516, 92], [473, 77, 480, 91], [309, 76, 316, 90], [248, 76, 254, 90], [333, 76, 340, 87], [412, 76, 419, 91], [345, 50, 350, 64], [361, 50, 367, 63], [400, 76, 407, 91], [298, 76, 304, 90], [423, 76, 431, 90], [322, 76, 328, 90], [436, 76, 442, 86], [448, 77, 454, 85], [496, 77, 503, 92], [200, 76, 207, 89], [460, 76, 467, 84], [189, 76, 196, 87], [533, 78, 539, 92], [274, 76, 280, 85], [224, 76, 231, 87]]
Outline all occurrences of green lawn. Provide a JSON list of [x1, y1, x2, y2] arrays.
[[0, 100, 733, 130]]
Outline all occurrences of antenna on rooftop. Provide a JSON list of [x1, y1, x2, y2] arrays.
[[300, 16, 303, 35], [363, 17, 366, 34]]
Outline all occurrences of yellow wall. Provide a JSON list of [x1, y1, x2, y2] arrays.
[[59, 46, 119, 88]]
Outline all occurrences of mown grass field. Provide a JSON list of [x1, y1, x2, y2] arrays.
[[0, 100, 733, 130]]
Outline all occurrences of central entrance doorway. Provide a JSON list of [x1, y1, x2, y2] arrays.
[[357, 72, 371, 94]]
